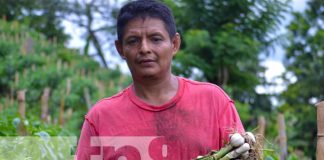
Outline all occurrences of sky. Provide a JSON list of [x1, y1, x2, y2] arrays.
[[256, 0, 309, 95], [62, 0, 309, 100]]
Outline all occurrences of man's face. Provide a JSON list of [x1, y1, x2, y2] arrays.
[[115, 17, 180, 79]]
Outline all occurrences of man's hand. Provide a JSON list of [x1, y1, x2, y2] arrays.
[[196, 132, 256, 160], [221, 132, 254, 159]]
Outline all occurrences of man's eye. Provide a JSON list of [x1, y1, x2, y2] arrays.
[[152, 37, 162, 42], [126, 38, 139, 45]]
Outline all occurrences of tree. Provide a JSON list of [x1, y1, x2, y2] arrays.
[[63, 0, 120, 68], [280, 0, 324, 158], [163, 0, 289, 104], [0, 0, 69, 42]]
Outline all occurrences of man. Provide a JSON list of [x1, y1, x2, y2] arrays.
[[76, 0, 246, 159]]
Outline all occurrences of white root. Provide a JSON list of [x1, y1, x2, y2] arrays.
[[245, 132, 256, 143], [230, 133, 245, 147]]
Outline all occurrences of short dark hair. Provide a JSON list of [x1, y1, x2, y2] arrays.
[[116, 0, 177, 41]]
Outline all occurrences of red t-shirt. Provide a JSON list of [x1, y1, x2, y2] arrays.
[[75, 77, 244, 160]]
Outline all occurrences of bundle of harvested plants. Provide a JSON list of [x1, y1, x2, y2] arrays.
[[196, 132, 262, 160]]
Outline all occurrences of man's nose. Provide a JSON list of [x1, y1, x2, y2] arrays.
[[139, 39, 151, 54]]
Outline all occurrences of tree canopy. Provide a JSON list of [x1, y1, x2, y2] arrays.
[[164, 0, 289, 104]]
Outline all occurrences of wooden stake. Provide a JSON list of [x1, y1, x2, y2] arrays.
[[257, 116, 266, 148], [84, 87, 92, 110], [316, 101, 324, 160], [17, 90, 27, 136], [41, 87, 51, 122], [278, 113, 288, 160], [59, 79, 71, 126], [17, 90, 26, 119], [59, 90, 65, 126]]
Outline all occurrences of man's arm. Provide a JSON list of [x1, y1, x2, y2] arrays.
[[75, 119, 100, 160], [218, 101, 245, 148]]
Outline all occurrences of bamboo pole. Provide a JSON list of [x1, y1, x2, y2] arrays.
[[316, 101, 324, 160], [41, 87, 51, 122], [278, 113, 288, 160]]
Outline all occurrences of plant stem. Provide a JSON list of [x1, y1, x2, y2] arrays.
[[196, 145, 233, 160]]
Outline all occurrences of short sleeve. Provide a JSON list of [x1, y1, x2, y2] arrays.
[[75, 118, 100, 160], [218, 101, 245, 148]]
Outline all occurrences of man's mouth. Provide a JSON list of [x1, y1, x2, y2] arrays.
[[139, 59, 155, 64]]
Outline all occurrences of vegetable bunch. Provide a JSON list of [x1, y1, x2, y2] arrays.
[[196, 132, 260, 160]]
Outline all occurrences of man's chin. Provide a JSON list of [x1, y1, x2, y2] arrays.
[[141, 74, 157, 79], [138, 69, 158, 78]]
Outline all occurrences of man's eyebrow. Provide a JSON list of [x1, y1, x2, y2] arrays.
[[148, 30, 165, 36], [123, 32, 140, 40], [125, 31, 140, 36]]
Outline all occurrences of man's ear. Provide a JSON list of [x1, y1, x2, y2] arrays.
[[115, 40, 125, 59], [171, 33, 181, 56]]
